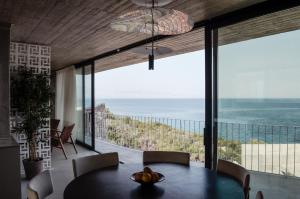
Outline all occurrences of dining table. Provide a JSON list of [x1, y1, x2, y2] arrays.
[[64, 163, 244, 199]]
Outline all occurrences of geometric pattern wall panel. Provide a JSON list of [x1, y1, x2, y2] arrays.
[[10, 42, 51, 172]]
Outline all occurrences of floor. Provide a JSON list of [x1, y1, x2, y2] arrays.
[[94, 139, 203, 167], [250, 172, 300, 199], [21, 141, 300, 199]]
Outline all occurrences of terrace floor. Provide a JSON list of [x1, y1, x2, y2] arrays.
[[95, 139, 204, 167], [21, 140, 300, 199]]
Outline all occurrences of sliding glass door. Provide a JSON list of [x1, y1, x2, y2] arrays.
[[216, 7, 300, 176], [84, 65, 93, 146], [75, 68, 84, 143], [75, 63, 95, 149], [73, 4, 300, 173]]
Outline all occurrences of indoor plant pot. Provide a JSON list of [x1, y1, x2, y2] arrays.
[[23, 158, 43, 180]]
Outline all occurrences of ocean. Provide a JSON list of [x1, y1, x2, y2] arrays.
[[96, 98, 205, 121], [95, 98, 300, 125], [93, 98, 300, 143]]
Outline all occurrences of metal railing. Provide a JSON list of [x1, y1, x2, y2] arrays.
[[218, 122, 300, 177], [84, 110, 300, 177], [94, 112, 205, 162]]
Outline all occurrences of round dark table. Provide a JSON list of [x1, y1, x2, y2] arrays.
[[64, 163, 244, 199]]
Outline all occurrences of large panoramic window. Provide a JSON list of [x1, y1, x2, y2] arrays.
[[217, 12, 300, 176], [94, 50, 205, 164], [75, 64, 93, 147]]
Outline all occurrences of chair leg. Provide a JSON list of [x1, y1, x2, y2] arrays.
[[59, 139, 68, 159], [70, 136, 78, 154]]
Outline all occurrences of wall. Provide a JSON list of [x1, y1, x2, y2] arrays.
[[0, 23, 21, 199], [10, 42, 51, 170], [0, 23, 10, 138], [0, 138, 21, 199]]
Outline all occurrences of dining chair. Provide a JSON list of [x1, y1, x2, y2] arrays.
[[51, 123, 77, 159], [143, 151, 190, 166], [72, 152, 119, 178], [50, 118, 60, 142], [27, 170, 53, 199], [217, 159, 250, 199], [50, 119, 60, 132], [255, 191, 264, 199]]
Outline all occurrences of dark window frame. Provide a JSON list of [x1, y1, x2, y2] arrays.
[[71, 1, 300, 166]]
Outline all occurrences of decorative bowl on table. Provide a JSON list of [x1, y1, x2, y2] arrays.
[[131, 167, 165, 185]]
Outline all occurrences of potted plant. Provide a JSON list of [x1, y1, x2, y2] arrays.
[[11, 68, 53, 179]]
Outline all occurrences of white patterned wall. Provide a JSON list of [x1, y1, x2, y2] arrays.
[[10, 42, 51, 171]]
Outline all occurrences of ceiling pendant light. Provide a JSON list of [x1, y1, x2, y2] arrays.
[[110, 0, 194, 71], [110, 8, 194, 35], [131, 45, 172, 56]]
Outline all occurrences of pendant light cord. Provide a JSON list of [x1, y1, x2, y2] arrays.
[[151, 0, 154, 57]]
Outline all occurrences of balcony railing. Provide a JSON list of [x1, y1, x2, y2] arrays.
[[218, 122, 300, 177], [94, 112, 206, 162], [85, 111, 300, 177]]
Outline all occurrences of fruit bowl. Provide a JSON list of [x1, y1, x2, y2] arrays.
[[130, 167, 165, 185]]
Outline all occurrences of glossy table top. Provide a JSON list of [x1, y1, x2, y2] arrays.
[[64, 163, 244, 199]]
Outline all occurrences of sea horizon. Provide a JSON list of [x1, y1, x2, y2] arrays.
[[90, 98, 300, 126]]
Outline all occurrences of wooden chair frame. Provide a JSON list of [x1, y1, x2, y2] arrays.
[[51, 124, 77, 159]]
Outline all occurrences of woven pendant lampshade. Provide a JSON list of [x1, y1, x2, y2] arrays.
[[110, 8, 194, 35], [110, 0, 194, 70]]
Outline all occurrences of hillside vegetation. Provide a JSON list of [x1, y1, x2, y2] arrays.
[[97, 112, 242, 163]]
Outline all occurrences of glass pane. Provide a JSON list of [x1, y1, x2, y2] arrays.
[[84, 65, 92, 146], [94, 30, 205, 166], [75, 68, 84, 142], [217, 7, 300, 176]]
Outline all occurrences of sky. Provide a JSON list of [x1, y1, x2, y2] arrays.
[[94, 51, 205, 99], [219, 29, 300, 98], [84, 29, 300, 99]]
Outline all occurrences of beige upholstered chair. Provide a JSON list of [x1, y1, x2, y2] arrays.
[[143, 151, 190, 166], [27, 170, 53, 199], [217, 159, 250, 199], [72, 152, 119, 178], [255, 191, 264, 199]]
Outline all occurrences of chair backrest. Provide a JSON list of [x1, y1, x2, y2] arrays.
[[256, 191, 264, 199], [217, 159, 250, 199], [50, 119, 60, 136], [28, 170, 53, 199], [143, 151, 190, 166], [50, 119, 60, 130], [72, 152, 119, 178], [60, 123, 75, 143]]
